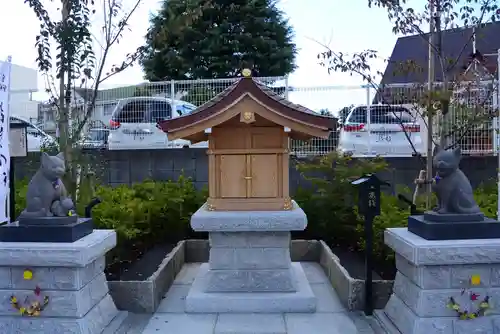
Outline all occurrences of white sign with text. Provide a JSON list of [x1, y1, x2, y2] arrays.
[[0, 57, 12, 223]]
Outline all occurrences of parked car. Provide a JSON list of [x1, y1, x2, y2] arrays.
[[10, 115, 58, 152], [80, 128, 110, 149], [337, 105, 424, 157], [107, 97, 208, 150]]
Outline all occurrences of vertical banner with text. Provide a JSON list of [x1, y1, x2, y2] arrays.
[[0, 57, 12, 223]]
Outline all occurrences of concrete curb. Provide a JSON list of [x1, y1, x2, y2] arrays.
[[318, 240, 393, 311]]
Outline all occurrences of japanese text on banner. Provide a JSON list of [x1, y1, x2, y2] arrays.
[[0, 57, 12, 223]]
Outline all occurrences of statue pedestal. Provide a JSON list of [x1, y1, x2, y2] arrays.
[[0, 218, 94, 242], [185, 201, 316, 313], [408, 212, 500, 240], [375, 227, 500, 334], [0, 230, 124, 334]]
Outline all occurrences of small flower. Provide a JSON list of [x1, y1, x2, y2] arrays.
[[10, 296, 17, 303], [34, 286, 41, 296], [471, 293, 480, 301], [19, 307, 25, 315], [23, 270, 33, 280], [471, 275, 481, 286]]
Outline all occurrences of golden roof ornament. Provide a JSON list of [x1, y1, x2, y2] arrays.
[[242, 68, 252, 77]]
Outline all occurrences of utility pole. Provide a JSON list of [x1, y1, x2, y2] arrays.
[[426, 0, 436, 207]]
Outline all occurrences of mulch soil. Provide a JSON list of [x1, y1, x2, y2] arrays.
[[105, 242, 175, 281], [330, 246, 385, 281]]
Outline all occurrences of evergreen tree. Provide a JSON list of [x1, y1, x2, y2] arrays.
[[141, 0, 297, 80]]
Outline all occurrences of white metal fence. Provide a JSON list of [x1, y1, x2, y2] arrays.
[[30, 75, 499, 157]]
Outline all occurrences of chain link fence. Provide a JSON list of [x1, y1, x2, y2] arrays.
[[26, 76, 499, 157]]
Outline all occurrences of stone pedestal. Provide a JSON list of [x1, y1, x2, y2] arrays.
[[0, 230, 124, 333], [185, 201, 316, 313], [375, 227, 500, 334]]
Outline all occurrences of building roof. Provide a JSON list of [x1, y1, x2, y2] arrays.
[[380, 22, 500, 85], [158, 76, 336, 139], [74, 86, 140, 103]]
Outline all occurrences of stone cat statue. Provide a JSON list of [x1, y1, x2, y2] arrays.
[[18, 152, 75, 219], [432, 146, 480, 215]]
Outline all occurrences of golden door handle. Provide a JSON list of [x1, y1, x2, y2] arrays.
[[243, 176, 252, 180]]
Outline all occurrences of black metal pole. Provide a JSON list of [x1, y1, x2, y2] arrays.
[[364, 213, 374, 316], [9, 158, 15, 222]]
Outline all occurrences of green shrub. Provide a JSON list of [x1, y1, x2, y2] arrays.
[[13, 178, 30, 219], [474, 182, 497, 218], [294, 152, 388, 246], [91, 175, 207, 245]]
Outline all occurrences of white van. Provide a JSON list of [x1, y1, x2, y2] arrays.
[[107, 97, 207, 150], [337, 105, 425, 157], [10, 115, 58, 152]]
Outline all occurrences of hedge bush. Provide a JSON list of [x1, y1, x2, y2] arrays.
[[92, 176, 207, 245]]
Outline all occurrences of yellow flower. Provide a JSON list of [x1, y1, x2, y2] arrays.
[[23, 270, 33, 280], [10, 296, 17, 303], [471, 275, 481, 286], [452, 304, 460, 311], [19, 307, 26, 315], [480, 302, 489, 309]]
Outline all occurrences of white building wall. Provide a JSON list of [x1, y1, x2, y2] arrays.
[[0, 61, 38, 120]]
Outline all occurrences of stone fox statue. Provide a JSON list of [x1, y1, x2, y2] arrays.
[[432, 146, 481, 214], [19, 152, 75, 218]]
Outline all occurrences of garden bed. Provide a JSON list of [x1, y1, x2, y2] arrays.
[[107, 241, 185, 314], [105, 241, 175, 281], [319, 241, 393, 311]]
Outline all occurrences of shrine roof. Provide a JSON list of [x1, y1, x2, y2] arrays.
[[158, 76, 337, 134]]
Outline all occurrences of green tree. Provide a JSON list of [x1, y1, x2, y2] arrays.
[[24, 0, 200, 198], [24, 0, 144, 197], [141, 0, 297, 80], [337, 105, 354, 122]]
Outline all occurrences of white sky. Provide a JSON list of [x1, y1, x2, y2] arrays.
[[0, 0, 400, 113]]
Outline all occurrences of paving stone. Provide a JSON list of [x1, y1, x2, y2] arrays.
[[174, 263, 201, 285], [141, 314, 217, 334], [215, 314, 286, 334], [301, 262, 329, 284], [285, 312, 358, 334], [311, 283, 345, 312], [156, 285, 190, 313], [140, 262, 372, 334]]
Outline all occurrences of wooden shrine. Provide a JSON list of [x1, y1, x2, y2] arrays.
[[158, 70, 336, 211]]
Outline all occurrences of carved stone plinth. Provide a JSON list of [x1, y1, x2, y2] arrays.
[[185, 201, 316, 313], [0, 230, 125, 334], [375, 227, 500, 334], [0, 218, 93, 243], [408, 214, 500, 240]]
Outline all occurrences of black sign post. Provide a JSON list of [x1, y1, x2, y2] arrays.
[[351, 174, 388, 316]]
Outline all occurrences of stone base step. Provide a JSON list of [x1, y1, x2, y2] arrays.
[[0, 293, 119, 334], [185, 263, 316, 313], [382, 293, 500, 334]]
